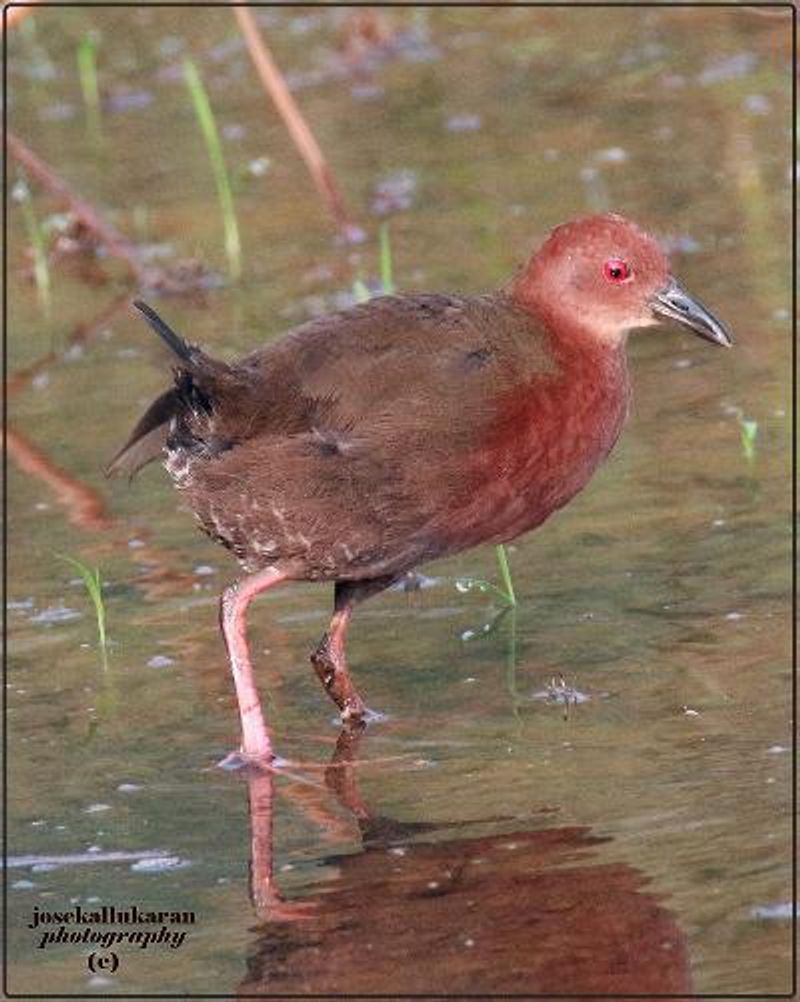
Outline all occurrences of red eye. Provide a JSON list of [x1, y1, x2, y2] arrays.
[[603, 258, 632, 284]]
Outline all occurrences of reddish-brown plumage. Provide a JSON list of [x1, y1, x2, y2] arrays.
[[109, 212, 732, 765], [468, 336, 629, 549]]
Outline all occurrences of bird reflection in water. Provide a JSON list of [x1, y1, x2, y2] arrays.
[[237, 728, 692, 998]]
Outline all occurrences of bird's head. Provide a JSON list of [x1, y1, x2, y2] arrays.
[[511, 212, 733, 349]]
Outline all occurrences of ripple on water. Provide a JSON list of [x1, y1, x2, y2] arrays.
[[29, 606, 81, 625]]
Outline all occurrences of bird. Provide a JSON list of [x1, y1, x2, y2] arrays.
[[107, 213, 732, 767]]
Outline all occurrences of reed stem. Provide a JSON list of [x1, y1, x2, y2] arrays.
[[77, 33, 102, 143], [14, 174, 51, 315], [233, 5, 360, 241], [494, 544, 517, 608], [183, 57, 242, 280], [379, 222, 395, 294], [58, 554, 108, 668]]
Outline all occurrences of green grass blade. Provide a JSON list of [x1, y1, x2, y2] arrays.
[[57, 554, 108, 663], [494, 544, 517, 607], [378, 222, 395, 294], [455, 575, 512, 605], [505, 605, 521, 723], [14, 175, 51, 316], [738, 416, 758, 463], [77, 33, 102, 143], [183, 57, 242, 280], [352, 277, 371, 303]]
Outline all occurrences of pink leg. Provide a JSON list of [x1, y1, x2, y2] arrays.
[[218, 566, 288, 767], [246, 768, 317, 920]]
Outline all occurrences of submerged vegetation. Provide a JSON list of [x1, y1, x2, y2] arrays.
[[738, 414, 759, 463], [76, 32, 102, 144], [13, 174, 51, 316], [57, 555, 108, 667], [378, 222, 395, 295], [493, 543, 517, 608]]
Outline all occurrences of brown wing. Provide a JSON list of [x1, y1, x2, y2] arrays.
[[241, 292, 555, 427], [183, 292, 557, 580]]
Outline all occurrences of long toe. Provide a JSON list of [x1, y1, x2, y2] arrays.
[[341, 703, 388, 726]]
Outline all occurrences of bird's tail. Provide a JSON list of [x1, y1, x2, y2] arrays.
[[132, 299, 195, 364], [105, 300, 230, 479]]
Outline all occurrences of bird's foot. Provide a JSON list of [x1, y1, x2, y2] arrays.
[[345, 704, 388, 725], [253, 890, 319, 923], [337, 703, 389, 728], [311, 642, 379, 725]]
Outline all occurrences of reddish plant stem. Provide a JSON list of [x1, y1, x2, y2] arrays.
[[7, 293, 131, 399], [5, 425, 113, 531], [8, 130, 149, 282], [232, 5, 360, 241]]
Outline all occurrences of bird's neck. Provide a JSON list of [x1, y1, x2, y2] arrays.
[[506, 265, 629, 352]]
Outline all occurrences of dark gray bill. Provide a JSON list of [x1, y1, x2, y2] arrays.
[[650, 278, 733, 347]]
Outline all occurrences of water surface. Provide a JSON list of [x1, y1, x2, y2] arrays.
[[6, 5, 793, 996]]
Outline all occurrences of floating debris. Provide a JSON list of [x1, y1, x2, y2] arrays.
[[743, 94, 771, 115], [446, 113, 482, 133], [147, 655, 175, 669], [8, 598, 34, 610], [248, 156, 271, 177], [594, 146, 628, 164], [351, 83, 384, 101], [460, 624, 493, 642], [288, 13, 324, 35], [222, 123, 246, 142], [751, 902, 793, 921], [40, 102, 76, 122], [131, 855, 187, 873], [532, 675, 594, 706], [104, 89, 154, 113], [372, 169, 418, 215], [30, 605, 81, 625], [7, 849, 173, 869], [698, 51, 757, 86], [157, 36, 184, 59], [391, 571, 439, 592]]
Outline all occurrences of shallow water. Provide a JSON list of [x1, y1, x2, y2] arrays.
[[6, 6, 793, 996]]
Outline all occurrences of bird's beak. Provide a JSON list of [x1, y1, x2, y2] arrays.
[[650, 277, 733, 347]]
